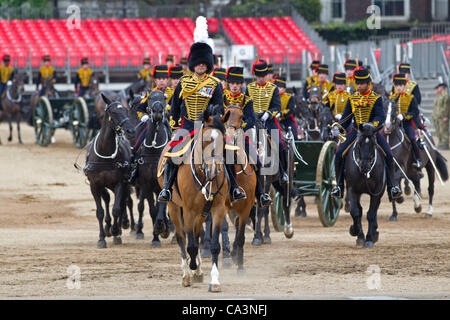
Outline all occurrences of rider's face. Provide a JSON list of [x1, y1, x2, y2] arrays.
[[278, 86, 286, 94], [143, 64, 150, 70], [345, 69, 354, 78], [356, 82, 370, 93], [155, 77, 168, 89], [220, 80, 226, 89], [256, 76, 266, 85], [335, 84, 345, 92], [228, 82, 242, 94], [395, 84, 406, 94], [318, 73, 328, 82], [194, 64, 207, 75], [171, 78, 180, 88]]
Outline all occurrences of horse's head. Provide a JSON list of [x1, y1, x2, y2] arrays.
[[101, 93, 135, 140], [12, 72, 25, 93], [383, 99, 398, 134], [146, 90, 166, 123], [356, 123, 379, 175], [89, 74, 99, 94], [372, 82, 387, 97], [319, 106, 334, 141]]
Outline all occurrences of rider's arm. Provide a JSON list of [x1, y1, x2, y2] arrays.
[[340, 100, 353, 128], [284, 95, 296, 116], [210, 81, 224, 115], [412, 85, 421, 105], [269, 86, 281, 118], [371, 96, 385, 128], [405, 96, 419, 120], [74, 72, 80, 91], [36, 71, 41, 88], [302, 79, 309, 100], [242, 98, 256, 130], [170, 81, 182, 130]]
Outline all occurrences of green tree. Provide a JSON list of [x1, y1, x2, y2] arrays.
[[290, 0, 322, 23]]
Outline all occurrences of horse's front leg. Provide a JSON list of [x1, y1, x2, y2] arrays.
[[127, 194, 136, 232], [8, 115, 13, 142], [201, 213, 212, 258], [91, 185, 107, 248], [365, 195, 381, 248], [136, 189, 145, 240], [101, 189, 112, 237], [251, 207, 264, 246], [283, 185, 294, 239], [209, 206, 226, 293], [426, 162, 435, 216], [263, 207, 271, 244], [148, 197, 161, 247], [348, 191, 364, 246], [111, 183, 125, 244], [17, 113, 23, 144]]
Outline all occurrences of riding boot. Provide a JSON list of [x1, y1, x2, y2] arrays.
[[385, 162, 402, 201], [278, 149, 289, 184], [226, 164, 246, 202], [254, 160, 272, 207], [157, 161, 178, 202], [331, 158, 345, 198], [411, 140, 422, 169]]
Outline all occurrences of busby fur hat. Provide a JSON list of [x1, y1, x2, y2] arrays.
[[212, 67, 226, 81], [310, 60, 320, 70], [316, 64, 329, 75], [226, 66, 244, 83], [344, 59, 357, 70], [188, 16, 214, 74], [143, 57, 151, 65], [81, 57, 89, 65], [267, 63, 274, 74], [3, 54, 10, 62], [398, 63, 411, 74], [180, 57, 188, 65], [275, 75, 287, 88], [252, 60, 268, 77], [392, 73, 407, 85], [152, 65, 169, 78], [169, 65, 183, 79], [43, 55, 51, 62], [353, 67, 371, 84], [332, 72, 346, 85]]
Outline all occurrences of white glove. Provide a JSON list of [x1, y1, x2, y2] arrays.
[[331, 126, 340, 137], [335, 113, 342, 121], [141, 115, 149, 122], [397, 114, 404, 121], [6, 80, 12, 86], [261, 112, 270, 121]]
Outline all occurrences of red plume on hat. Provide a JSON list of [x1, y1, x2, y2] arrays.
[[251, 60, 263, 75], [352, 67, 364, 80]]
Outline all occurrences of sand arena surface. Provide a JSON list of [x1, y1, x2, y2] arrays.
[[1, 124, 450, 299]]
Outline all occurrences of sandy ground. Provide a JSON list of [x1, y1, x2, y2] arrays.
[[1, 123, 450, 300]]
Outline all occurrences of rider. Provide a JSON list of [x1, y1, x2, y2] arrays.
[[224, 65, 272, 207], [312, 64, 334, 100], [325, 72, 352, 122], [74, 57, 94, 97], [302, 60, 320, 100], [157, 39, 246, 203], [344, 59, 357, 94], [212, 67, 227, 91], [137, 57, 151, 83], [330, 67, 402, 201], [169, 64, 183, 91], [166, 54, 174, 67], [266, 64, 275, 83], [36, 55, 56, 96], [180, 57, 192, 77], [0, 54, 14, 110], [275, 75, 299, 140], [246, 59, 289, 184], [390, 73, 422, 168]]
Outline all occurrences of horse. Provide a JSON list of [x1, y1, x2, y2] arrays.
[[249, 114, 294, 246], [345, 123, 386, 248], [133, 90, 171, 247], [0, 72, 25, 144], [156, 105, 229, 292], [84, 93, 135, 248], [318, 105, 336, 142], [30, 76, 58, 112]]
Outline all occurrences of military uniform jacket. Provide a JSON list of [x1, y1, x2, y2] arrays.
[[223, 90, 256, 130], [346, 77, 357, 93], [432, 92, 450, 120], [170, 73, 223, 130], [74, 68, 93, 88], [138, 69, 151, 82], [137, 87, 174, 120], [302, 75, 318, 99], [0, 65, 14, 84], [389, 91, 419, 121], [311, 80, 334, 100], [245, 81, 281, 118], [279, 92, 295, 120], [36, 66, 56, 86], [341, 90, 385, 130], [391, 81, 421, 105], [326, 90, 351, 116]]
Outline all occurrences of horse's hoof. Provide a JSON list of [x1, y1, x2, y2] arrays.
[[159, 230, 170, 239], [237, 268, 246, 276], [130, 225, 137, 232], [363, 241, 374, 248], [356, 237, 365, 247], [425, 213, 433, 219], [129, 229, 136, 236], [344, 203, 350, 213], [208, 284, 221, 293], [122, 220, 130, 230], [7, 137, 12, 142], [349, 225, 358, 237], [201, 248, 212, 258], [97, 240, 107, 249], [404, 187, 411, 196], [389, 216, 397, 222], [251, 238, 262, 246], [414, 205, 422, 213], [113, 236, 122, 245], [151, 240, 161, 248], [263, 235, 272, 244], [396, 196, 404, 204], [105, 226, 112, 237], [182, 275, 192, 287], [193, 273, 204, 283], [136, 232, 144, 240], [373, 232, 379, 243]]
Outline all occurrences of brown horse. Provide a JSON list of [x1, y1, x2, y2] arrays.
[[30, 76, 58, 112], [222, 104, 256, 274], [0, 72, 25, 144], [84, 93, 135, 248], [157, 106, 229, 292]]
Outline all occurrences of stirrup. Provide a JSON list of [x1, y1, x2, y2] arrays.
[[258, 193, 272, 207], [280, 172, 289, 184], [390, 186, 402, 199], [331, 186, 343, 198], [413, 159, 422, 169], [231, 187, 247, 202], [157, 189, 172, 202]]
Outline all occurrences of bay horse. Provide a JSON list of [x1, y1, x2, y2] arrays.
[[84, 93, 135, 248], [156, 106, 229, 292], [249, 114, 294, 246], [345, 123, 386, 248], [0, 72, 25, 144], [134, 90, 171, 247]]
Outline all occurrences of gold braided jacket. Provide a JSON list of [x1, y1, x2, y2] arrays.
[[312, 80, 334, 98], [327, 90, 351, 116], [39, 66, 55, 83], [0, 65, 14, 83], [247, 81, 277, 115], [223, 90, 252, 128], [280, 92, 293, 119], [138, 69, 151, 82], [349, 90, 381, 127], [306, 75, 319, 90], [179, 73, 220, 121], [77, 68, 93, 87], [389, 92, 415, 120]]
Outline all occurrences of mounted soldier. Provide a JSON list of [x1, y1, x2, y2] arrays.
[[137, 57, 152, 84], [36, 55, 56, 96], [325, 72, 352, 122], [302, 60, 320, 100], [224, 65, 272, 207], [166, 54, 174, 67], [212, 67, 227, 91], [344, 59, 357, 94], [312, 64, 334, 100], [266, 63, 275, 83], [0, 54, 14, 111], [246, 59, 289, 184], [180, 57, 192, 77], [330, 67, 402, 201], [274, 75, 299, 140], [389, 73, 422, 169], [157, 36, 246, 203], [74, 57, 94, 97], [169, 64, 183, 91]]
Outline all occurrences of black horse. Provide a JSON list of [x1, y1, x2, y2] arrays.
[[346, 123, 386, 248], [134, 90, 171, 247], [84, 93, 135, 248]]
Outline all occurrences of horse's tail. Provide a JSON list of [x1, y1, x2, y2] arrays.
[[436, 152, 449, 182]]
